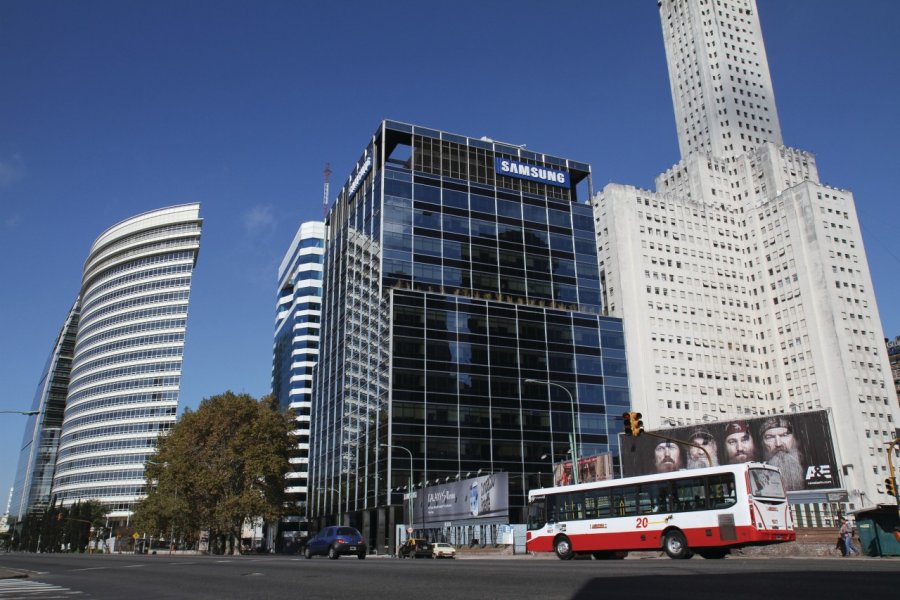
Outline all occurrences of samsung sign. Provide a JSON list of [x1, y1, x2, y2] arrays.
[[347, 156, 372, 198], [495, 158, 569, 188]]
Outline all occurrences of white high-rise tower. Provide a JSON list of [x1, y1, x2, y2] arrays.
[[52, 204, 202, 523], [661, 0, 782, 160], [272, 220, 325, 547], [594, 0, 899, 518]]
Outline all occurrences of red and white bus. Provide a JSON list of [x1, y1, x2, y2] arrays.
[[526, 462, 794, 559]]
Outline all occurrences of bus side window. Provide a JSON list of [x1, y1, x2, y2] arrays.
[[561, 492, 585, 521], [595, 491, 611, 518], [637, 488, 654, 515], [584, 493, 596, 519], [708, 474, 737, 508], [675, 478, 706, 512], [620, 486, 637, 516]]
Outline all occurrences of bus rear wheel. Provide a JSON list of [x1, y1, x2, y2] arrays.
[[554, 535, 575, 560], [663, 530, 690, 559]]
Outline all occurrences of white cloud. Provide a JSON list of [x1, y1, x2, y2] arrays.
[[0, 154, 25, 187], [242, 204, 276, 234]]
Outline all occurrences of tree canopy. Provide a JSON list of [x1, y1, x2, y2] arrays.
[[133, 391, 294, 553], [9, 499, 107, 553]]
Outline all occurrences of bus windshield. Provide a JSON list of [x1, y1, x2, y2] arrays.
[[527, 496, 547, 530], [749, 468, 786, 499]]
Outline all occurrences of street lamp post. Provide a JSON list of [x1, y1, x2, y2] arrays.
[[0, 410, 40, 415], [381, 443, 414, 535], [539, 453, 556, 488], [525, 379, 579, 485], [421, 480, 428, 540]]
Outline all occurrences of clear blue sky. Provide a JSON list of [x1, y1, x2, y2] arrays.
[[1, 0, 898, 509]]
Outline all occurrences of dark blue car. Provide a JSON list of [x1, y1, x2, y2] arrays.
[[304, 526, 367, 560]]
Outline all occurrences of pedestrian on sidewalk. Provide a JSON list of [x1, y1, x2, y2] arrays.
[[840, 517, 858, 557]]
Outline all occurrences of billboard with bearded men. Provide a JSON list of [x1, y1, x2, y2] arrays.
[[619, 410, 840, 493]]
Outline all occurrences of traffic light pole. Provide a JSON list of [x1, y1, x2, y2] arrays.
[[382, 444, 414, 536], [60, 515, 97, 554], [887, 438, 899, 520], [568, 432, 579, 486], [525, 379, 579, 485]]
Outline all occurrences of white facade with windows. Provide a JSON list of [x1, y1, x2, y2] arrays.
[[593, 0, 899, 511], [51, 204, 202, 521], [661, 0, 782, 160]]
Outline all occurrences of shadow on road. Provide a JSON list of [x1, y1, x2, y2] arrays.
[[572, 571, 895, 600]]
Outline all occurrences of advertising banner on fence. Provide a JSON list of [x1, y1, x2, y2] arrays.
[[552, 452, 614, 486], [619, 410, 840, 492], [413, 472, 509, 523]]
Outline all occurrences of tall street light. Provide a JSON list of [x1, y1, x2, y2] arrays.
[[381, 443, 414, 535], [539, 453, 558, 488], [0, 410, 40, 415], [525, 379, 579, 485]]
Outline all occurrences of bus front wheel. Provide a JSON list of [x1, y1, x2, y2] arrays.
[[554, 535, 575, 560], [663, 530, 690, 559]]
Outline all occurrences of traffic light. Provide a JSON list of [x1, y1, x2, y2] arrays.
[[622, 412, 644, 437], [631, 412, 644, 437], [886, 477, 898, 497]]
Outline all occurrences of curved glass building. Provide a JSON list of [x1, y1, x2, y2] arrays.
[[8, 300, 79, 526], [52, 204, 202, 521]]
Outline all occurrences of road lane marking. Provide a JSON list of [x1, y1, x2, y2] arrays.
[[0, 579, 89, 598]]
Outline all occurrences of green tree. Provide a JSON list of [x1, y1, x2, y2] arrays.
[[133, 391, 293, 554], [56, 500, 107, 552]]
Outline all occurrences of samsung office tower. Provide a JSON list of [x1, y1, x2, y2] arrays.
[[309, 121, 627, 551]]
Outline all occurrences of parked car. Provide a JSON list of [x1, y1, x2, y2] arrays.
[[304, 526, 367, 559], [432, 542, 456, 559], [398, 538, 433, 559]]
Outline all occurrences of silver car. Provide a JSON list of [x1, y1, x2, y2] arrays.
[[432, 542, 456, 559]]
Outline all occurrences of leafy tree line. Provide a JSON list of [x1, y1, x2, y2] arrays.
[[133, 391, 294, 555], [6, 500, 107, 553]]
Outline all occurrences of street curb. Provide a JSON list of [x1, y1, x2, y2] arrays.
[[0, 568, 31, 580]]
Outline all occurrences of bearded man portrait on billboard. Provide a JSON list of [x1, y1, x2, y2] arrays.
[[686, 427, 719, 469], [759, 416, 805, 491], [723, 421, 758, 464]]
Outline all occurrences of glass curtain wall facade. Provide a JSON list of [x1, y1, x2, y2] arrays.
[[9, 300, 80, 526], [52, 204, 202, 522], [272, 220, 325, 548], [309, 121, 628, 550]]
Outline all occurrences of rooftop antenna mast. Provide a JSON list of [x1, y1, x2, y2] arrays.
[[322, 162, 332, 219]]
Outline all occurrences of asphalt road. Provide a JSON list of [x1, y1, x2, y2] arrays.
[[0, 553, 896, 600]]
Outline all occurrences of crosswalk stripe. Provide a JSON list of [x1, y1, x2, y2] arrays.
[[0, 579, 88, 598]]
